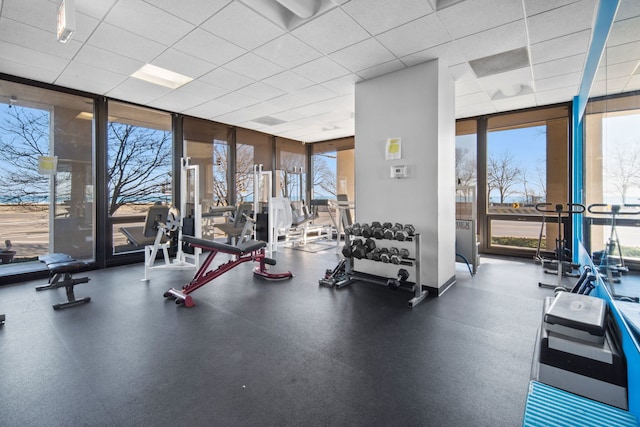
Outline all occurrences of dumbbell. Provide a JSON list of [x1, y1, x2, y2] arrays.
[[369, 221, 382, 238], [364, 238, 376, 252], [387, 268, 410, 289], [379, 248, 391, 263], [373, 226, 385, 239], [350, 223, 362, 236], [370, 248, 382, 261], [341, 244, 352, 258], [395, 224, 416, 241], [361, 223, 372, 238], [351, 239, 368, 259], [383, 223, 402, 240], [388, 247, 410, 264]]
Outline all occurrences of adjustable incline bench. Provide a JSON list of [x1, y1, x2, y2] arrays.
[[36, 253, 91, 310], [164, 235, 293, 308]]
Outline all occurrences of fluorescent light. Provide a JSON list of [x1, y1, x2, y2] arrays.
[[131, 64, 193, 89]]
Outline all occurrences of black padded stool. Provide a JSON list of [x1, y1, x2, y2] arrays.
[[37, 254, 91, 310]]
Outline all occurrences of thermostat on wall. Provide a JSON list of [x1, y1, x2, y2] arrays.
[[390, 165, 407, 178]]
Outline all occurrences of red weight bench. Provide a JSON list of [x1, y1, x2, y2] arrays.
[[37, 253, 91, 310], [164, 235, 293, 308]]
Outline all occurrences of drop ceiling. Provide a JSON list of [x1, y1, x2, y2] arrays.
[[0, 0, 639, 142]]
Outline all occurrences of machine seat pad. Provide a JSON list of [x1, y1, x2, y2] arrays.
[[39, 253, 75, 266], [182, 235, 266, 255], [47, 260, 89, 274]]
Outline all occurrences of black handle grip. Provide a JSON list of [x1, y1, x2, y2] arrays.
[[587, 203, 640, 215], [535, 203, 585, 214]]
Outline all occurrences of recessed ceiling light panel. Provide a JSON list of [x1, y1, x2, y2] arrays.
[[131, 64, 193, 89]]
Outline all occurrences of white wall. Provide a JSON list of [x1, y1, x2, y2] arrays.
[[354, 59, 455, 292]]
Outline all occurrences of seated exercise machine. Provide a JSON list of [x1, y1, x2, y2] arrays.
[[588, 203, 640, 302], [536, 203, 585, 290], [36, 253, 90, 310], [164, 223, 293, 307]]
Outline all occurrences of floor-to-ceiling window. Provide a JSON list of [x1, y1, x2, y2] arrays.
[[235, 128, 272, 205], [0, 80, 95, 277], [183, 117, 234, 240], [107, 101, 172, 256], [584, 92, 640, 268]]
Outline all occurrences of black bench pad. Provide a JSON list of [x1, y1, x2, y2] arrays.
[[182, 235, 266, 254]]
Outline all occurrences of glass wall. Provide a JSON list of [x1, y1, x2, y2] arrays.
[[107, 101, 172, 255], [0, 80, 95, 271], [184, 117, 233, 239], [584, 93, 640, 266], [235, 128, 272, 204]]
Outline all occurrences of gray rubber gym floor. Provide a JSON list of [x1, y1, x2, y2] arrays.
[[0, 247, 571, 426]]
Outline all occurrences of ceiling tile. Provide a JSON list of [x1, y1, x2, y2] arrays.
[[105, 0, 195, 46], [106, 77, 173, 104], [215, 91, 261, 109], [456, 102, 497, 119], [477, 67, 534, 99], [0, 17, 81, 60], [75, 0, 119, 20], [448, 62, 476, 81], [199, 67, 254, 91], [2, 0, 57, 32], [456, 91, 492, 107], [74, 45, 143, 76], [342, 0, 433, 35], [492, 93, 537, 113], [268, 93, 310, 110], [603, 40, 640, 67], [533, 54, 585, 80], [625, 74, 640, 92], [253, 34, 322, 69], [527, 0, 596, 44], [88, 22, 166, 63], [55, 61, 127, 94], [357, 60, 406, 80], [292, 56, 351, 83], [599, 60, 640, 80], [237, 82, 285, 102], [151, 48, 215, 79], [535, 86, 578, 105], [263, 71, 314, 92], [142, 0, 232, 26], [400, 42, 465, 68], [224, 53, 284, 81], [615, 0, 640, 20], [291, 8, 370, 54], [0, 41, 67, 81], [608, 16, 640, 47], [200, 1, 284, 50], [329, 38, 395, 72], [182, 99, 238, 119], [320, 74, 362, 96], [455, 20, 528, 62], [535, 72, 581, 92], [172, 28, 246, 67], [455, 79, 484, 96], [376, 14, 450, 58], [293, 85, 338, 103], [523, 0, 581, 17], [437, 0, 524, 39], [530, 30, 591, 65], [149, 80, 229, 112]]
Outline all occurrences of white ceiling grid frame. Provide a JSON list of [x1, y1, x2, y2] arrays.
[[73, 44, 144, 77], [56, 60, 127, 94], [200, 1, 284, 51], [104, 0, 195, 47], [328, 37, 396, 72], [88, 22, 166, 64], [171, 28, 246, 67], [253, 33, 323, 69], [291, 56, 351, 84], [199, 66, 254, 92], [141, 0, 232, 26], [263, 71, 315, 93], [341, 0, 433, 35], [150, 80, 230, 112], [223, 52, 285, 81], [291, 7, 370, 54], [375, 13, 451, 58], [526, 0, 597, 45], [436, 0, 525, 39], [151, 48, 215, 80]]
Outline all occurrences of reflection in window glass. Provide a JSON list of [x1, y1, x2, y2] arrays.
[[236, 143, 255, 203]]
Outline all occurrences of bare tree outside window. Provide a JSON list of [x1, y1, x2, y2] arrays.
[[487, 150, 522, 204], [107, 122, 172, 216], [604, 140, 640, 204], [0, 106, 50, 205]]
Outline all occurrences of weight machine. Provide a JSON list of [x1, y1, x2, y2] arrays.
[[588, 203, 640, 302], [141, 158, 202, 281], [536, 203, 585, 290]]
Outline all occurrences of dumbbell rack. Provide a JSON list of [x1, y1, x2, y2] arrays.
[[337, 228, 428, 308]]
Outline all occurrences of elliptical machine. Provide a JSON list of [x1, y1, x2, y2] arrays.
[[587, 203, 640, 302], [535, 203, 585, 290]]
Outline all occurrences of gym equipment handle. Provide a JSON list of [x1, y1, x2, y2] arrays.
[[587, 203, 640, 215], [535, 203, 585, 214]]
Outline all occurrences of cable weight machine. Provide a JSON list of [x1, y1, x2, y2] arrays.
[[587, 203, 640, 302], [536, 203, 585, 290]]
